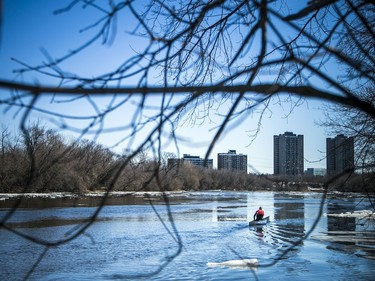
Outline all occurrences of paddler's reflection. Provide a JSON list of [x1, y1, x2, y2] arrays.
[[255, 226, 264, 238]]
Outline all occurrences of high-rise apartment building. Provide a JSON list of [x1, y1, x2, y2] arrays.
[[274, 132, 304, 175], [326, 134, 354, 176], [217, 150, 247, 173], [168, 154, 213, 169]]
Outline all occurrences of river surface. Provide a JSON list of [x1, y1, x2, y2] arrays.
[[1, 191, 374, 281]]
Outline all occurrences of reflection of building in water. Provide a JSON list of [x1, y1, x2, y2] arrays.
[[216, 215, 247, 221], [327, 199, 356, 232], [324, 198, 375, 259], [211, 195, 248, 222], [273, 193, 305, 243]]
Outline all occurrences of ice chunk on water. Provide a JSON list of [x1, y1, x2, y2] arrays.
[[326, 210, 375, 219], [207, 258, 258, 268]]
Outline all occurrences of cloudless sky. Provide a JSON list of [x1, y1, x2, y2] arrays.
[[0, 0, 332, 174]]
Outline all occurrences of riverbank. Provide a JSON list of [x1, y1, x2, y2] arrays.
[[0, 188, 371, 200]]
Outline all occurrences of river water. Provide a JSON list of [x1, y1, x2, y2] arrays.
[[1, 191, 374, 281]]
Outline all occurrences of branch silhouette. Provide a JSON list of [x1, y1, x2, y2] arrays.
[[0, 0, 374, 280]]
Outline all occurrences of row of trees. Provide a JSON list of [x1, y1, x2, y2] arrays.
[[0, 124, 117, 193], [1, 124, 370, 194], [0, 124, 271, 193]]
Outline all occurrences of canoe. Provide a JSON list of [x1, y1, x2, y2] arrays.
[[249, 216, 270, 226]]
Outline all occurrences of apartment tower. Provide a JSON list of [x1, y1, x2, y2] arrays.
[[274, 132, 304, 175], [326, 134, 354, 176], [217, 150, 247, 173]]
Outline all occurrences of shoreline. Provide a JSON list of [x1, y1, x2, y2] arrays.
[[0, 189, 371, 200]]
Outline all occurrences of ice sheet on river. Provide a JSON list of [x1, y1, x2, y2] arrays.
[[326, 209, 375, 219]]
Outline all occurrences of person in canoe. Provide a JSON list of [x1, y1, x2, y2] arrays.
[[253, 207, 264, 221]]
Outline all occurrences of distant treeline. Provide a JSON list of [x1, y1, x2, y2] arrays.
[[0, 125, 372, 194]]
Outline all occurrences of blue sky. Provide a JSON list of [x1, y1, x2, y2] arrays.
[[0, 0, 332, 174]]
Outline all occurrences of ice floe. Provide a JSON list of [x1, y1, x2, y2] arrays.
[[207, 258, 258, 268], [326, 210, 375, 219]]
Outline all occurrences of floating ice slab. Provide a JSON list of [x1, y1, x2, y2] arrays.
[[326, 210, 375, 219], [207, 258, 258, 268]]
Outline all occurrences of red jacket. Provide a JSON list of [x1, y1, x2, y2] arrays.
[[257, 209, 264, 216]]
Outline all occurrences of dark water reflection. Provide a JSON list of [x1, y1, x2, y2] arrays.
[[328, 198, 357, 232], [1, 191, 374, 281], [324, 197, 375, 259], [273, 193, 305, 244]]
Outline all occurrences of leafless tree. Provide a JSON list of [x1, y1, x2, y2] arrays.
[[0, 0, 374, 279], [319, 2, 374, 173]]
